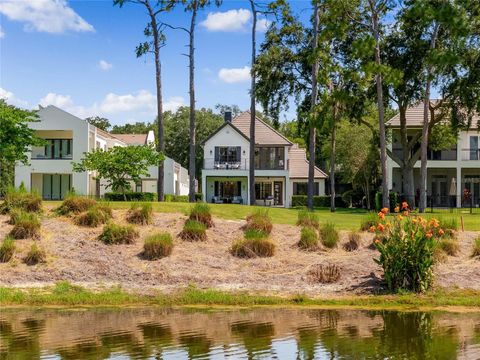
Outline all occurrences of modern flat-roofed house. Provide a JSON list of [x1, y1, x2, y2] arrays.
[[387, 102, 480, 208], [201, 111, 327, 207], [14, 105, 189, 199]]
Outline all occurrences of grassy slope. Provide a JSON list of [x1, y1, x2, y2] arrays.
[[44, 201, 480, 231]]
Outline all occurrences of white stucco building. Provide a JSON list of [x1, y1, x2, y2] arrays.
[[201, 111, 327, 208], [15, 105, 189, 199]]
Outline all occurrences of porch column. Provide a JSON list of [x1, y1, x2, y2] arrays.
[[246, 175, 250, 205], [201, 174, 206, 202], [456, 167, 461, 208]]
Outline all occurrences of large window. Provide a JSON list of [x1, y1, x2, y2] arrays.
[[255, 182, 273, 200], [255, 147, 285, 170], [42, 139, 73, 159], [214, 146, 241, 163], [42, 174, 71, 200], [293, 182, 319, 196]]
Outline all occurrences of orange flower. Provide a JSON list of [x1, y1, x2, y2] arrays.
[[377, 223, 385, 232], [429, 219, 439, 228], [397, 215, 404, 221], [374, 239, 381, 244], [438, 229, 445, 236], [394, 206, 400, 213], [402, 201, 408, 209], [378, 212, 385, 220], [403, 211, 409, 216], [426, 232, 433, 238], [369, 225, 376, 233], [381, 207, 389, 214]]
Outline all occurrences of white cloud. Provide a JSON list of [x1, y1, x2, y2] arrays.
[[0, 25, 5, 38], [200, 9, 251, 32], [218, 66, 251, 83], [163, 96, 185, 112], [0, 0, 94, 34], [98, 60, 113, 71], [256, 18, 271, 32], [0, 87, 28, 107], [99, 90, 156, 113]]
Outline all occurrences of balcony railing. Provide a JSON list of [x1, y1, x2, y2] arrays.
[[391, 148, 457, 161], [461, 148, 480, 161], [204, 158, 248, 170], [31, 147, 73, 160]]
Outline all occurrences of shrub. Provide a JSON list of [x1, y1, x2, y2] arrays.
[[8, 208, 23, 225], [104, 192, 155, 201], [189, 203, 213, 228], [126, 202, 153, 225], [195, 193, 203, 202], [56, 195, 96, 215], [23, 243, 46, 265], [179, 220, 207, 241], [298, 227, 319, 251], [307, 264, 341, 283], [437, 237, 460, 256], [472, 237, 480, 258], [98, 222, 139, 245], [360, 212, 379, 231], [143, 232, 173, 260], [9, 212, 41, 239], [0, 237, 15, 263], [296, 209, 319, 228], [0, 187, 42, 214], [231, 237, 275, 258], [344, 232, 361, 252], [291, 195, 346, 208], [320, 222, 339, 249], [75, 205, 112, 227], [243, 209, 273, 234], [165, 194, 189, 202]]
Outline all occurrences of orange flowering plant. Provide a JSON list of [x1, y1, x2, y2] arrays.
[[370, 203, 446, 292]]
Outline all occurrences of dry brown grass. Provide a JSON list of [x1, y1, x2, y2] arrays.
[[307, 264, 341, 283], [343, 232, 361, 252], [9, 212, 41, 239], [98, 222, 139, 245], [188, 203, 214, 228], [57, 196, 97, 215], [75, 205, 112, 227], [126, 203, 153, 225], [23, 243, 46, 265], [231, 237, 275, 258], [242, 209, 273, 234]]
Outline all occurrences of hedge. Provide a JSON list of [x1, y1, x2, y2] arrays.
[[104, 192, 155, 201], [164, 194, 188, 202], [375, 191, 399, 211], [291, 195, 346, 208]]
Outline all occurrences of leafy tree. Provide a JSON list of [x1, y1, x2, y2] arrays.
[[215, 104, 241, 118], [72, 145, 163, 197], [85, 116, 111, 131], [111, 121, 154, 134]]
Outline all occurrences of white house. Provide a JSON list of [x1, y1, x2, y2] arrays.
[[201, 111, 327, 207], [387, 102, 480, 208], [14, 105, 189, 199]]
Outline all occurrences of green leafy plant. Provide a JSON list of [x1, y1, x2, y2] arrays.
[[298, 226, 319, 250], [179, 220, 207, 241], [296, 209, 319, 228], [143, 232, 173, 260], [126, 202, 153, 225], [0, 237, 15, 263], [243, 209, 273, 234], [98, 222, 139, 245], [23, 243, 46, 265], [344, 232, 361, 251], [320, 222, 339, 249], [9, 212, 41, 239], [188, 203, 213, 228], [360, 212, 379, 231]]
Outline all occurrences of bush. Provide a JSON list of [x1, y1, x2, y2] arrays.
[[231, 236, 275, 258], [0, 187, 42, 214], [75, 205, 112, 227], [104, 192, 155, 201], [56, 194, 96, 215], [320, 222, 339, 249], [179, 220, 207, 241], [344, 232, 361, 252], [126, 202, 153, 225], [472, 237, 480, 258], [9, 212, 41, 239], [296, 209, 319, 228], [143, 232, 173, 260], [0, 237, 15, 263], [98, 222, 139, 245], [307, 264, 341, 283], [23, 243, 46, 265], [8, 208, 23, 225], [165, 194, 189, 202], [243, 209, 273, 234], [298, 227, 319, 251], [375, 191, 399, 212], [291, 195, 346, 208], [360, 212, 379, 231], [195, 193, 203, 201], [189, 203, 213, 228], [437, 237, 460, 256]]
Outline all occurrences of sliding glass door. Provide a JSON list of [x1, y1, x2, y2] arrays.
[[42, 174, 71, 200]]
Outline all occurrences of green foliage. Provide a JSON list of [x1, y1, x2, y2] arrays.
[[189, 203, 213, 228], [438, 217, 458, 231], [165, 194, 189, 202], [243, 209, 273, 234], [72, 145, 163, 194], [0, 187, 42, 214], [360, 212, 380, 231], [9, 212, 41, 239], [291, 195, 346, 208], [297, 209, 319, 228], [231, 236, 275, 258], [429, 123, 458, 151], [244, 229, 269, 240], [143, 232, 173, 260], [344, 232, 361, 252], [56, 194, 97, 215], [472, 237, 480, 258], [75, 205, 112, 227], [320, 222, 339, 249], [104, 192, 155, 201], [85, 116, 111, 131], [298, 226, 319, 251], [0, 237, 15, 263], [0, 158, 14, 198], [23, 243, 46, 265], [179, 220, 207, 242], [126, 202, 153, 225], [98, 222, 139, 245]]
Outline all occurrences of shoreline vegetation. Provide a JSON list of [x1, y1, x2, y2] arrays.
[[1, 282, 480, 312]]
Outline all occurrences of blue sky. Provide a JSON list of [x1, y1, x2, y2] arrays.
[[0, 0, 312, 126]]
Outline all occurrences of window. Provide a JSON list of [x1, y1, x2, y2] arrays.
[[214, 146, 241, 163], [255, 182, 272, 200], [470, 136, 479, 160], [255, 147, 285, 169], [293, 182, 319, 196], [135, 182, 142, 192], [43, 139, 73, 159]]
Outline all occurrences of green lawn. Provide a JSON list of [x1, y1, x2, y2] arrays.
[[43, 201, 480, 231]]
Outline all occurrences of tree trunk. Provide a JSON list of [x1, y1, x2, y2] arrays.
[[188, 6, 197, 203], [402, 165, 415, 208], [249, 0, 256, 206], [369, 0, 389, 210], [145, 1, 164, 202], [308, 2, 320, 211], [330, 102, 337, 212], [419, 23, 440, 213]]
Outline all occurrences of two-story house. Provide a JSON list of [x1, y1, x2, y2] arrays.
[[387, 103, 480, 208], [201, 111, 327, 207], [15, 105, 189, 199]]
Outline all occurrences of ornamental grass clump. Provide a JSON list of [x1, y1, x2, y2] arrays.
[[320, 222, 339, 249], [370, 203, 443, 293], [437, 237, 460, 257], [360, 212, 379, 231], [0, 187, 42, 214], [0, 237, 15, 263], [298, 226, 319, 251], [344, 232, 361, 252], [188, 203, 213, 228], [243, 209, 273, 234], [56, 194, 97, 216], [307, 264, 341, 283], [472, 237, 480, 258], [179, 220, 207, 241], [9, 212, 41, 239], [297, 209, 319, 229], [98, 222, 139, 245], [126, 202, 153, 225], [231, 231, 275, 258], [143, 232, 173, 260], [8, 208, 23, 225], [23, 243, 46, 265], [75, 204, 112, 227]]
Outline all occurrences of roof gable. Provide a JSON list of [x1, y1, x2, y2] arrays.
[[289, 144, 327, 179], [201, 121, 250, 145]]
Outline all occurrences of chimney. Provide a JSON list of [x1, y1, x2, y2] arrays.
[[224, 111, 232, 123]]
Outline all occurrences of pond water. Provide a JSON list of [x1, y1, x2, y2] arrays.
[[1, 307, 480, 359]]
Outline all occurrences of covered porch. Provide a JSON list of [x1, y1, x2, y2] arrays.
[[204, 176, 248, 204], [31, 173, 72, 200]]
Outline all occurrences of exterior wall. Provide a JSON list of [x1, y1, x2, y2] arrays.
[[288, 178, 326, 207]]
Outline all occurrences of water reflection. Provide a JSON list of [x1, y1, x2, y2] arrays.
[[1, 308, 480, 359]]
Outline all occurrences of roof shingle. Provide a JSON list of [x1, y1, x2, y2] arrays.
[[288, 144, 327, 179]]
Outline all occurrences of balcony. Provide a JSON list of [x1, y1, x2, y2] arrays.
[[461, 148, 480, 161], [204, 158, 248, 170], [391, 148, 457, 161]]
